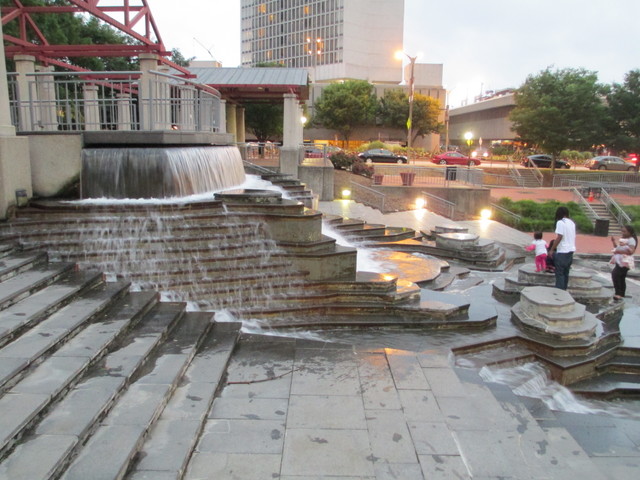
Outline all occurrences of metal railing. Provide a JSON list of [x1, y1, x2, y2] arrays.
[[571, 187, 601, 221], [553, 172, 640, 188], [506, 157, 525, 186], [601, 188, 632, 226], [490, 202, 522, 224], [7, 70, 222, 133], [481, 173, 522, 187], [350, 181, 386, 211], [371, 165, 483, 187], [420, 191, 457, 219]]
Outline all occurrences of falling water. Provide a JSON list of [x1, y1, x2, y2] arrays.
[[321, 222, 391, 273], [81, 145, 246, 199], [479, 362, 640, 418]]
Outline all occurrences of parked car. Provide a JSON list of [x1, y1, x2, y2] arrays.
[[587, 156, 637, 171], [521, 155, 570, 169], [304, 146, 324, 158], [357, 149, 408, 164], [432, 151, 481, 166], [624, 153, 639, 166]]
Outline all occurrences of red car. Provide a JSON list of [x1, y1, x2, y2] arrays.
[[624, 153, 639, 166], [432, 151, 481, 166]]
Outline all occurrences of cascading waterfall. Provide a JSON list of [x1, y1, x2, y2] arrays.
[[81, 145, 246, 199]]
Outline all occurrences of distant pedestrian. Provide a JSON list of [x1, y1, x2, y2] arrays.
[[525, 231, 548, 272], [548, 206, 576, 290], [610, 225, 637, 301]]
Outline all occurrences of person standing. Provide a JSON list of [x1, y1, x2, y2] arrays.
[[548, 206, 576, 290], [525, 231, 548, 272], [610, 225, 637, 301]]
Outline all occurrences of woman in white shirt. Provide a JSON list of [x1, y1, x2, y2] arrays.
[[611, 225, 637, 301]]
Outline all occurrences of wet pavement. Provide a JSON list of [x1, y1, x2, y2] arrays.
[[200, 199, 640, 480]]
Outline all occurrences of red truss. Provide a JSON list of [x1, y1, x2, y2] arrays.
[[1, 0, 191, 76]]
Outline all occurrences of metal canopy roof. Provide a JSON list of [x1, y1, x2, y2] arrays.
[[189, 67, 309, 103]]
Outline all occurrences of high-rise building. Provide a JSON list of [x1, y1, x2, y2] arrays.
[[240, 0, 404, 84]]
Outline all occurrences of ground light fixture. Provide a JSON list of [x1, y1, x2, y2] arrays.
[[415, 197, 426, 209], [341, 189, 351, 199], [480, 208, 492, 220]]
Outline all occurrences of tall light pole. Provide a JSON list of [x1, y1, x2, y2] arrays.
[[395, 51, 418, 150]]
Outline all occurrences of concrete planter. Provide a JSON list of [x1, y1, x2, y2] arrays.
[[373, 173, 384, 185], [400, 172, 416, 186]]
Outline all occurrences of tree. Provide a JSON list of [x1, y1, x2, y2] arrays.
[[313, 80, 377, 143], [510, 67, 607, 173], [245, 103, 283, 143], [378, 89, 442, 145], [605, 69, 640, 153]]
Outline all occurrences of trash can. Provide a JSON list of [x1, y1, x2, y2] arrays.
[[446, 166, 457, 181], [594, 219, 609, 237]]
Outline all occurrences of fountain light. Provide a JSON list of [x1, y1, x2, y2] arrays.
[[480, 208, 492, 220], [341, 189, 351, 199], [415, 197, 426, 209]]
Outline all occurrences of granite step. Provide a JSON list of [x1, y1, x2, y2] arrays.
[[0, 263, 76, 311], [0, 279, 130, 392], [0, 290, 160, 458], [58, 311, 214, 480], [128, 322, 241, 479], [0, 270, 103, 348], [0, 252, 48, 283]]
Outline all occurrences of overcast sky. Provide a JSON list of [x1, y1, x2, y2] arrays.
[[149, 0, 639, 107]]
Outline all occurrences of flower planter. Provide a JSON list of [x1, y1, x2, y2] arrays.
[[373, 173, 384, 185], [400, 172, 416, 186]]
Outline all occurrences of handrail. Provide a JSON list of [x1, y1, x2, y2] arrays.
[[350, 181, 386, 211], [571, 187, 601, 220], [506, 157, 525, 186], [600, 188, 631, 226], [529, 161, 544, 186], [420, 191, 456, 219], [490, 203, 522, 223]]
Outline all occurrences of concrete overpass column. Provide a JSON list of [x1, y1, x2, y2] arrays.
[[14, 55, 36, 131], [280, 93, 302, 177], [116, 94, 133, 130], [0, 21, 32, 218], [35, 66, 58, 131], [83, 84, 100, 131], [138, 53, 158, 130]]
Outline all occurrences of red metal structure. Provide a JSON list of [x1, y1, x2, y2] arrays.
[[1, 0, 190, 75]]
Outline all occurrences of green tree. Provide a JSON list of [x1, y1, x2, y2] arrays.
[[313, 80, 377, 143], [378, 89, 442, 144], [605, 69, 640, 153], [510, 67, 607, 173], [245, 103, 283, 143]]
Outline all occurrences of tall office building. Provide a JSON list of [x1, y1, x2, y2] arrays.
[[240, 0, 404, 84]]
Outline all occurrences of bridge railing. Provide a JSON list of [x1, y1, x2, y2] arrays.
[[7, 70, 222, 133]]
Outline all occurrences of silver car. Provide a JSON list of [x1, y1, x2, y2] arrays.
[[588, 156, 638, 171]]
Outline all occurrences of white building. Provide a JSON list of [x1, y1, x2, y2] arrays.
[[241, 0, 404, 84]]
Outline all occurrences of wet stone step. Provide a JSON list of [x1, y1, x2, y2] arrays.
[[0, 280, 129, 391], [0, 291, 160, 457], [0, 270, 103, 348], [0, 252, 48, 282], [0, 263, 75, 311], [128, 322, 241, 479], [59, 312, 212, 480]]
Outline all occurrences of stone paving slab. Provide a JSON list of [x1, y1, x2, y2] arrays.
[[184, 452, 282, 480], [0, 264, 74, 309], [0, 433, 77, 480], [0, 392, 49, 453]]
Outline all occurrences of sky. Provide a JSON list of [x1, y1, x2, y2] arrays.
[[149, 0, 640, 107]]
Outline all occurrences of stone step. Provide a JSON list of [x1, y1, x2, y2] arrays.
[[128, 322, 241, 479], [0, 252, 48, 283], [0, 290, 160, 458], [0, 298, 184, 478], [0, 263, 76, 311], [58, 310, 213, 480], [0, 270, 103, 348], [568, 372, 640, 398], [0, 279, 129, 391]]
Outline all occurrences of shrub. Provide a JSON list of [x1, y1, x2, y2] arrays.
[[329, 151, 358, 170], [351, 160, 374, 178], [495, 198, 594, 234]]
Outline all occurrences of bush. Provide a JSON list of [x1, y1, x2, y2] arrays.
[[351, 160, 374, 178], [495, 198, 594, 234], [329, 151, 358, 170], [492, 145, 515, 156]]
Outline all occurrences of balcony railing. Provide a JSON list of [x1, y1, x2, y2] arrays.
[[7, 70, 222, 133]]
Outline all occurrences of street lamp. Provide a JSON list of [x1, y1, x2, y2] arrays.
[[395, 51, 418, 150], [464, 131, 474, 159]]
